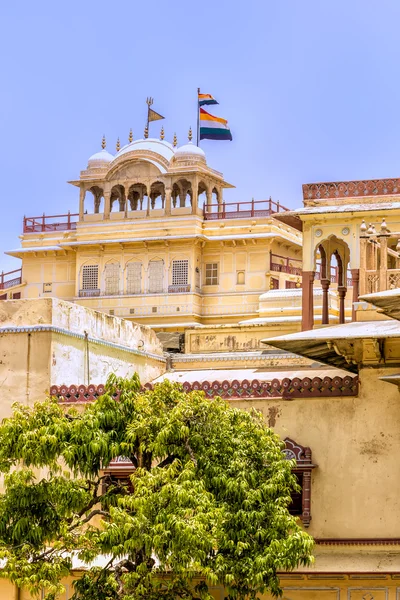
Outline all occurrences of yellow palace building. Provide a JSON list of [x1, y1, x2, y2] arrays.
[[2, 127, 400, 598], [4, 130, 305, 331]]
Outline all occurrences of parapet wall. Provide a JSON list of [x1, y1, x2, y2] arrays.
[[0, 298, 166, 414]]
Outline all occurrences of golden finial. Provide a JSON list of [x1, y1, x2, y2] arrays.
[[128, 128, 133, 143], [101, 135, 106, 150], [173, 133, 177, 147], [160, 126, 165, 141], [144, 125, 149, 139], [188, 127, 193, 142], [116, 137, 120, 152]]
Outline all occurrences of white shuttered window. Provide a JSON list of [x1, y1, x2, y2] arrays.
[[104, 263, 120, 295], [126, 262, 142, 294], [148, 260, 164, 293]]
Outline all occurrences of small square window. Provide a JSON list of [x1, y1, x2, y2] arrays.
[[43, 282, 52, 293], [152, 306, 157, 313], [109, 309, 114, 316], [205, 263, 218, 285], [130, 308, 135, 314]]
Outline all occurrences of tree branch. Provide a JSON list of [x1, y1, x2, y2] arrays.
[[156, 454, 177, 469], [185, 439, 197, 467], [68, 509, 110, 531]]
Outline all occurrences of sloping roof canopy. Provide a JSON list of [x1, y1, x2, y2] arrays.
[[359, 289, 400, 321], [264, 320, 400, 373]]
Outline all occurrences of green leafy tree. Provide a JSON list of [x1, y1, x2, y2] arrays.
[[0, 376, 313, 599]]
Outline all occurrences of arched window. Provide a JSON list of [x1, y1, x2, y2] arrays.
[[148, 259, 164, 293], [126, 262, 142, 295], [104, 262, 120, 295], [80, 264, 100, 297]]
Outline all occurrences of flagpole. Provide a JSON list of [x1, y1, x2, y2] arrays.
[[196, 87, 200, 146]]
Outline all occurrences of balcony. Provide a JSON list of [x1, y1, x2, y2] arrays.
[[168, 284, 191, 293], [270, 252, 302, 276], [0, 269, 22, 290], [79, 289, 100, 297], [203, 199, 289, 221], [23, 212, 79, 233]]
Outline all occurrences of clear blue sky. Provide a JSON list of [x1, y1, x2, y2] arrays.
[[1, 0, 400, 270]]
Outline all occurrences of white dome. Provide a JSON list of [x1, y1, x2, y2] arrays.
[[174, 142, 206, 161], [115, 138, 175, 163], [87, 149, 114, 168]]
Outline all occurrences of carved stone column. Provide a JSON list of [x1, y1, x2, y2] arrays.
[[79, 187, 86, 220], [379, 233, 389, 291], [103, 191, 111, 220], [351, 268, 360, 321], [337, 286, 347, 324], [302, 271, 315, 331], [165, 187, 172, 216], [359, 237, 367, 296], [321, 279, 330, 325]]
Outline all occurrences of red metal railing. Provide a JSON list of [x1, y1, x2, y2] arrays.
[[23, 212, 79, 233], [315, 263, 353, 286], [0, 269, 22, 290], [203, 198, 289, 220], [270, 252, 302, 276]]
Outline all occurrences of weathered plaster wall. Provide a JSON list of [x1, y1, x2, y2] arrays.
[[185, 323, 302, 354], [233, 367, 400, 540], [0, 298, 166, 411]]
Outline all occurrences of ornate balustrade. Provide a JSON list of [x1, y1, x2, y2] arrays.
[[204, 199, 289, 221], [0, 269, 22, 290], [51, 376, 358, 403], [168, 284, 191, 293], [23, 212, 79, 233]]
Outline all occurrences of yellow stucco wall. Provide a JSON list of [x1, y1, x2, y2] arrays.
[[233, 366, 400, 540]]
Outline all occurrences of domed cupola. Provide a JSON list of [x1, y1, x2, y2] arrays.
[[87, 136, 114, 169], [171, 128, 206, 165]]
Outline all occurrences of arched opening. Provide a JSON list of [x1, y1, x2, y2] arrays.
[[110, 185, 126, 213], [309, 236, 350, 328], [150, 181, 165, 210], [172, 179, 192, 209], [88, 186, 104, 214], [212, 187, 220, 210], [198, 181, 207, 210], [127, 183, 148, 211]]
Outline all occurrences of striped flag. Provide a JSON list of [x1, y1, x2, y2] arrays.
[[198, 92, 219, 106], [199, 108, 233, 141]]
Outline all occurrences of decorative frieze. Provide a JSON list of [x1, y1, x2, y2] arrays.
[[303, 178, 400, 201], [51, 375, 358, 403]]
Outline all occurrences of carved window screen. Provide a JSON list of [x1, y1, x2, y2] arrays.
[[126, 262, 142, 294], [172, 260, 189, 286], [205, 263, 218, 285], [82, 265, 99, 290], [104, 263, 120, 295], [148, 260, 164, 293], [284, 437, 316, 528]]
